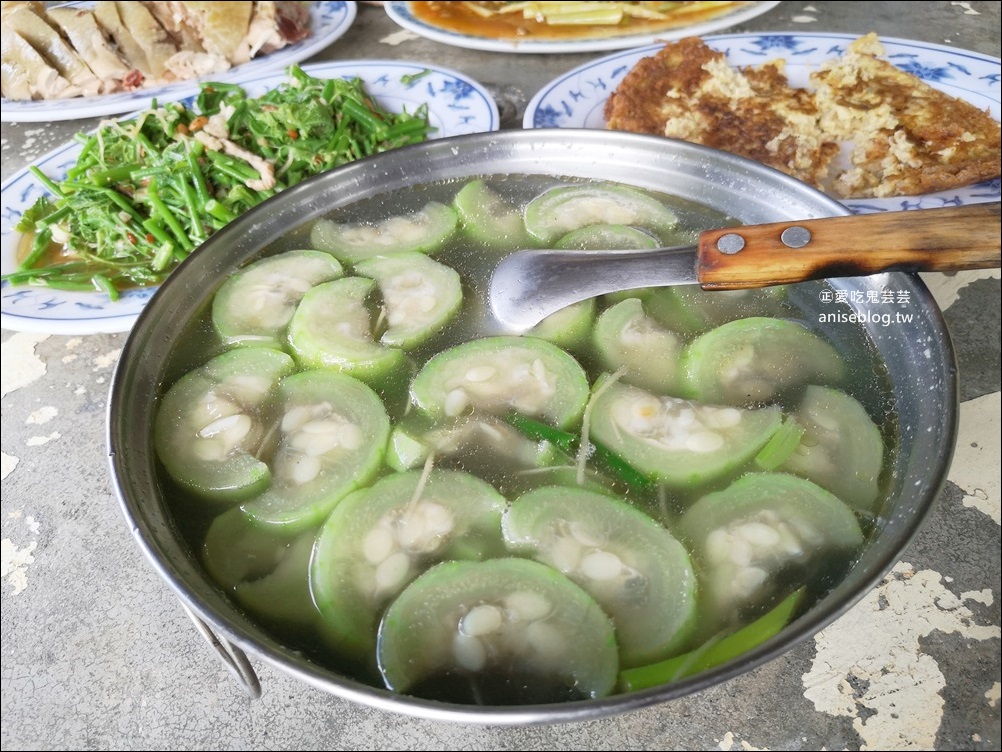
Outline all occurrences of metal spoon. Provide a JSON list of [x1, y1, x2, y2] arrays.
[[488, 202, 1001, 332]]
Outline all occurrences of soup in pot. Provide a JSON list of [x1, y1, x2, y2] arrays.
[[153, 175, 894, 704]]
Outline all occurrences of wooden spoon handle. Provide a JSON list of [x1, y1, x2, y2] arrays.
[[696, 202, 1001, 289]]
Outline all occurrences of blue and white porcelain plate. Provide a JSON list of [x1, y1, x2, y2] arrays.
[[1, 1, 357, 123], [1, 60, 500, 335], [525, 32, 1001, 213], [385, 1, 780, 54]]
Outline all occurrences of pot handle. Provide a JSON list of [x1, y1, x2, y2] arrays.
[[697, 201, 1001, 289], [180, 600, 262, 699]]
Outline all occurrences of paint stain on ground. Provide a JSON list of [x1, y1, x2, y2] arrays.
[[1, 514, 41, 595], [717, 731, 769, 750], [26, 433, 61, 447], [987, 682, 1001, 707], [1, 452, 19, 481], [26, 406, 58, 425], [803, 562, 1000, 750], [949, 392, 1001, 525], [1, 333, 50, 398], [380, 28, 419, 45], [62, 339, 83, 362], [1, 538, 37, 595], [951, 2, 980, 15], [921, 269, 1000, 311], [92, 349, 122, 371]]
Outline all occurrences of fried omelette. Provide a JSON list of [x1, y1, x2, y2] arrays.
[[603, 34, 1001, 198]]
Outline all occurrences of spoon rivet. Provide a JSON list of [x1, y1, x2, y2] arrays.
[[781, 226, 812, 248], [716, 233, 746, 254]]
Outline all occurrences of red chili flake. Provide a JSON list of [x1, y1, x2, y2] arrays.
[[287, 129, 299, 139], [127, 233, 137, 244], [145, 233, 155, 243], [190, 116, 208, 131]]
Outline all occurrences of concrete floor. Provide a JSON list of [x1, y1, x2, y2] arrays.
[[2, 2, 999, 749]]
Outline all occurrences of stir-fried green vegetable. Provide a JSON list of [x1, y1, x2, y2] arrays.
[[3, 65, 433, 299]]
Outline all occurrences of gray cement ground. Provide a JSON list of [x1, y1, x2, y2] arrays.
[[3, 2, 999, 749]]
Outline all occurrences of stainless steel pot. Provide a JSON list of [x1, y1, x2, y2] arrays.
[[107, 129, 957, 724]]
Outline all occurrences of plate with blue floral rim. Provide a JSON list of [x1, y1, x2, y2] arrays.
[[524, 32, 1001, 214], [0, 1, 358, 123], [385, 1, 781, 54], [0, 60, 500, 335]]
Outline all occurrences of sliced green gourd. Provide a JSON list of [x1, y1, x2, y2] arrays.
[[752, 418, 807, 471], [386, 422, 432, 472], [587, 379, 782, 489], [234, 533, 318, 630], [503, 486, 698, 667], [310, 201, 458, 264], [154, 347, 296, 502], [524, 183, 677, 245], [554, 223, 659, 251], [593, 297, 683, 395], [779, 386, 885, 513], [353, 253, 463, 350], [645, 284, 788, 337], [211, 250, 344, 348], [618, 587, 805, 691], [680, 317, 846, 405], [530, 298, 596, 351], [678, 473, 864, 627], [504, 464, 622, 498], [453, 179, 535, 248], [239, 369, 390, 532], [310, 469, 507, 656], [386, 415, 562, 478], [376, 558, 619, 701], [201, 506, 319, 630], [287, 276, 406, 382], [410, 335, 590, 430]]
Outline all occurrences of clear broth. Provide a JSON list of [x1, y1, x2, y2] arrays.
[[157, 175, 897, 703]]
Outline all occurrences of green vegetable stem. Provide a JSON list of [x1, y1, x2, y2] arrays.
[[3, 66, 434, 299], [617, 587, 805, 692], [503, 412, 656, 493]]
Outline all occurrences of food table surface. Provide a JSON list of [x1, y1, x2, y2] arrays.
[[1, 2, 999, 750]]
